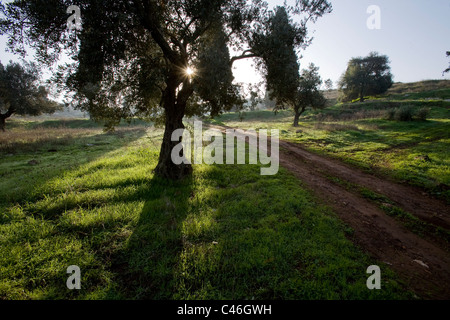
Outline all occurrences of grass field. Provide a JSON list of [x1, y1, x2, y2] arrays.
[[0, 118, 412, 300]]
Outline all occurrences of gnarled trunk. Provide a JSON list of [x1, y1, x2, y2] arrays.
[[293, 106, 305, 127], [154, 75, 193, 180], [0, 109, 13, 132], [154, 107, 193, 180]]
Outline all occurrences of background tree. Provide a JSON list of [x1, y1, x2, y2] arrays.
[[262, 90, 277, 110], [0, 0, 331, 179], [443, 51, 450, 75], [246, 83, 263, 111], [324, 78, 333, 91], [253, 6, 302, 112], [0, 61, 62, 131], [292, 63, 327, 127], [254, 6, 330, 127], [338, 52, 393, 102]]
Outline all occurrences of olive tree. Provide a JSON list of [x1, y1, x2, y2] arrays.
[[1, 0, 332, 179], [0, 61, 62, 131], [338, 52, 393, 102]]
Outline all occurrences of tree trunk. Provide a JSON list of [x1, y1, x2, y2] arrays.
[[0, 116, 5, 132], [293, 112, 300, 127], [154, 110, 192, 180], [0, 109, 14, 132], [293, 106, 305, 127], [154, 76, 193, 180], [360, 93, 365, 103]]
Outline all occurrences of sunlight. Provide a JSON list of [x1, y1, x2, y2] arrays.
[[185, 66, 195, 78]]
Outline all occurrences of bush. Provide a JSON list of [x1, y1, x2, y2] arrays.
[[385, 109, 396, 120], [384, 106, 430, 122], [415, 107, 430, 121], [394, 105, 414, 121]]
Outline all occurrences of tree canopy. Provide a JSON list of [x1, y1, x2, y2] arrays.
[[254, 6, 329, 127], [338, 52, 393, 102], [0, 0, 332, 178], [292, 63, 326, 126], [0, 61, 62, 131]]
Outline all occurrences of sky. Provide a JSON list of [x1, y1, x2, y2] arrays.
[[233, 0, 450, 87], [1, 0, 449, 90]]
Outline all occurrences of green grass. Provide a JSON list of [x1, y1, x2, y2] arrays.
[[214, 102, 450, 201], [0, 119, 412, 299]]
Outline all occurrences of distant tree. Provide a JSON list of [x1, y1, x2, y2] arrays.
[[339, 52, 393, 102], [444, 51, 450, 75], [0, 61, 62, 131], [245, 83, 263, 111], [293, 63, 327, 127], [262, 90, 277, 110], [324, 78, 333, 91], [248, 91, 259, 111], [0, 0, 331, 179], [254, 6, 301, 112], [253, 6, 331, 127]]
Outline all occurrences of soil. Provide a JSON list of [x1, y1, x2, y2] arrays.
[[279, 141, 450, 300], [211, 124, 450, 299]]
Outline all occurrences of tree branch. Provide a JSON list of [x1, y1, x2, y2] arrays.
[[0, 106, 15, 119], [230, 50, 258, 66], [133, 0, 182, 65]]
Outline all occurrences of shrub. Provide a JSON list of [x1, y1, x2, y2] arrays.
[[415, 107, 430, 121], [394, 105, 414, 121], [385, 109, 396, 120]]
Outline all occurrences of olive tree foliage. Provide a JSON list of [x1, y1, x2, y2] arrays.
[[338, 52, 393, 103], [292, 63, 326, 127], [252, 6, 330, 127], [0, 0, 332, 179], [0, 61, 62, 131]]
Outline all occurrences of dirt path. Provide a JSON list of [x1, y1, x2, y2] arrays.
[[210, 125, 450, 299], [279, 141, 450, 300]]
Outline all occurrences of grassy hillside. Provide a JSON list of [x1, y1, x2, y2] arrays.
[[387, 80, 450, 96], [323, 79, 450, 104]]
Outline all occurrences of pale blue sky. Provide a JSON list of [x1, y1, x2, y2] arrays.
[[1, 0, 449, 89], [234, 0, 450, 86]]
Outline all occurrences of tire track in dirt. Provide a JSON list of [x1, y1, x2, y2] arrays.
[[210, 124, 450, 299], [279, 142, 450, 300]]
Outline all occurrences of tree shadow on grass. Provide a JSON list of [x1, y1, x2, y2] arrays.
[[107, 175, 194, 299]]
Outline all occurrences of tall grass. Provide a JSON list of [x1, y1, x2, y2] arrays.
[[0, 127, 100, 154], [0, 126, 148, 154]]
